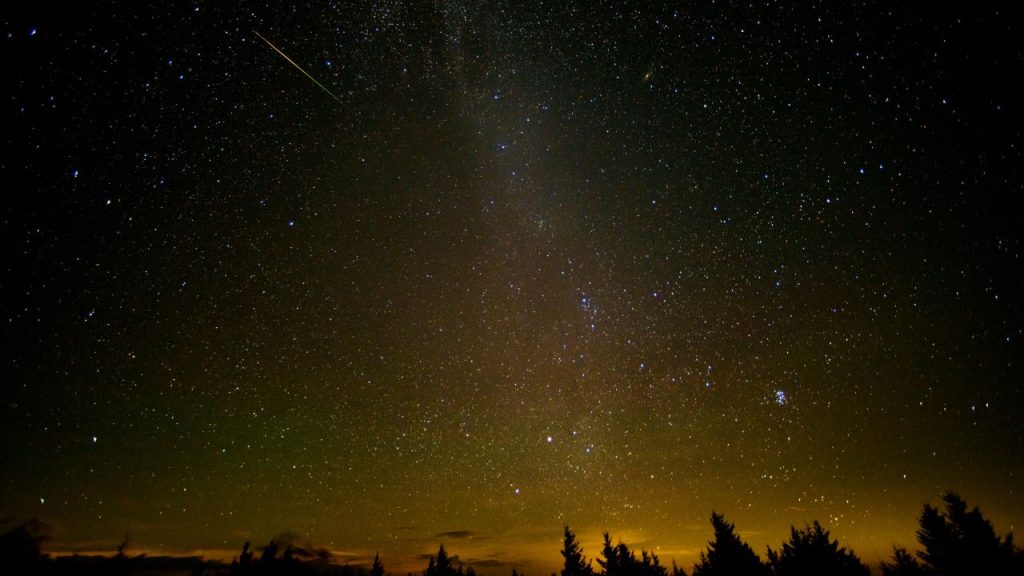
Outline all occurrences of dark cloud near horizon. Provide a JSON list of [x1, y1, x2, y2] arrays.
[[435, 531, 478, 540], [416, 552, 462, 563], [463, 558, 517, 569]]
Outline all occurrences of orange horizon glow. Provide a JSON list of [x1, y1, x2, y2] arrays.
[[39, 503, 984, 576]]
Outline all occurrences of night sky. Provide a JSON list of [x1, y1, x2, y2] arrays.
[[3, 1, 1023, 573]]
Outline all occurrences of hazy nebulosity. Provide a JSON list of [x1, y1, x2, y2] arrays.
[[2, 2, 1022, 573]]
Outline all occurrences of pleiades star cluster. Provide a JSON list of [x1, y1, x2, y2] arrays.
[[2, 2, 1022, 573]]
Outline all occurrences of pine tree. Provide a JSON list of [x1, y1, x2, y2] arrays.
[[766, 521, 868, 576], [598, 528, 626, 573], [594, 532, 666, 576], [912, 493, 1024, 576], [880, 547, 926, 576], [561, 526, 594, 576], [261, 539, 279, 563], [437, 546, 452, 575], [372, 552, 386, 576], [691, 512, 769, 576], [425, 545, 458, 576], [640, 550, 668, 576]]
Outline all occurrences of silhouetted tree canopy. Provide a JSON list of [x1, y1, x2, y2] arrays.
[[882, 492, 1024, 576], [561, 526, 594, 576], [0, 519, 51, 576], [596, 533, 623, 576], [425, 545, 460, 576], [766, 521, 868, 576], [239, 541, 254, 567], [638, 550, 668, 576], [595, 531, 668, 576], [227, 538, 318, 576], [6, 491, 1023, 576], [261, 540, 280, 564], [881, 547, 928, 576], [691, 512, 769, 576]]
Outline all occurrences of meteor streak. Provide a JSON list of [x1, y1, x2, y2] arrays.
[[255, 31, 344, 105]]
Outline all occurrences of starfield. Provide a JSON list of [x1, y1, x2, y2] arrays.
[[2, 2, 1023, 576]]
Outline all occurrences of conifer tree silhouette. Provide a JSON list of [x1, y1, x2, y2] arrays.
[[372, 552, 386, 576], [595, 531, 667, 576], [766, 521, 868, 576], [639, 549, 668, 576], [561, 526, 594, 576], [691, 512, 769, 576], [425, 544, 458, 576], [597, 533, 623, 576], [240, 541, 253, 566], [890, 492, 1024, 576], [880, 547, 927, 576], [262, 539, 280, 563]]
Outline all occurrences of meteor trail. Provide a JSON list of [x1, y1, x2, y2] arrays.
[[255, 31, 345, 105]]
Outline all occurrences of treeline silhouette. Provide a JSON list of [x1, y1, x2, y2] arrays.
[[556, 494, 1023, 576], [2, 493, 1022, 575]]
